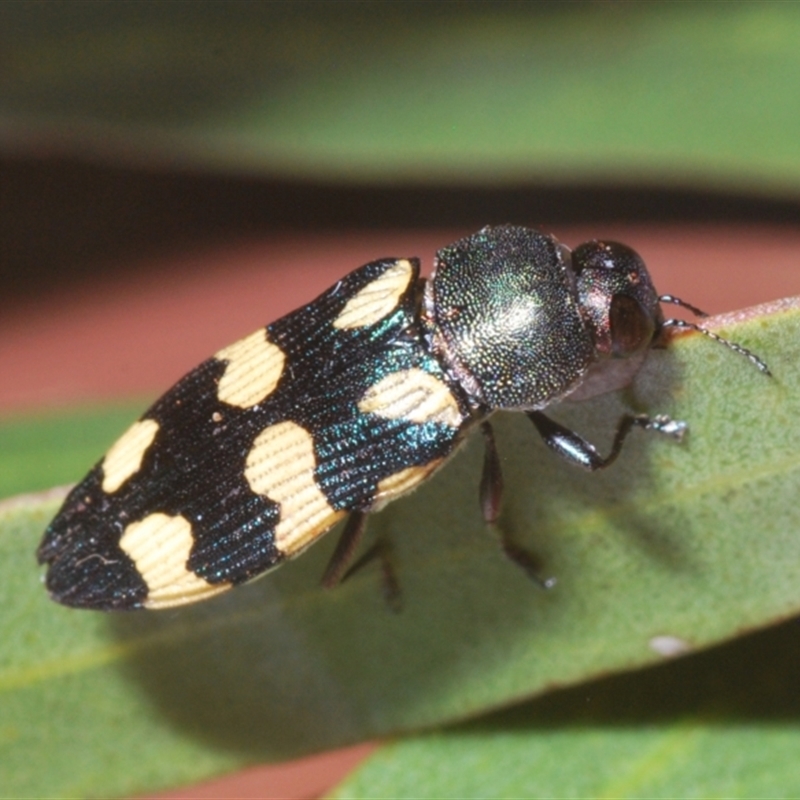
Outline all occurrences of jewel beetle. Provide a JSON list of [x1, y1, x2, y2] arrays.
[[37, 225, 769, 611]]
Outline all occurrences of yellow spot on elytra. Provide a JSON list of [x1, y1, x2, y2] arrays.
[[101, 419, 160, 493], [358, 368, 463, 428], [245, 421, 345, 555], [333, 259, 414, 329], [119, 513, 230, 609], [215, 329, 286, 408], [372, 459, 444, 511]]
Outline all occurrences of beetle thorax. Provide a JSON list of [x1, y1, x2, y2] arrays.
[[425, 226, 597, 411]]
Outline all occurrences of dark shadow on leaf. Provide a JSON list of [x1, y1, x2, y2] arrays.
[[467, 615, 800, 733]]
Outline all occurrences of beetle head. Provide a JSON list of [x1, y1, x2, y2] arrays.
[[571, 240, 663, 360]]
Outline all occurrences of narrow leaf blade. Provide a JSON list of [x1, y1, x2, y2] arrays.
[[1, 300, 798, 797]]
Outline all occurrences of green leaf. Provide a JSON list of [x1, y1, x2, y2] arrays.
[[330, 618, 800, 798], [1, 299, 798, 797], [0, 403, 146, 500], [3, 3, 800, 189]]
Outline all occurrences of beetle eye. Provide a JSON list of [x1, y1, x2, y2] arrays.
[[609, 295, 655, 357]]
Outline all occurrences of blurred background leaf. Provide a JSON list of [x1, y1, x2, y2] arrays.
[[2, 1, 800, 190], [0, 404, 143, 498]]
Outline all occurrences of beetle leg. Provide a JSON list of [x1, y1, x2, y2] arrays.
[[321, 512, 401, 611], [342, 538, 402, 613], [321, 511, 368, 589], [495, 533, 556, 589], [526, 411, 686, 471], [481, 420, 555, 589], [479, 420, 504, 524]]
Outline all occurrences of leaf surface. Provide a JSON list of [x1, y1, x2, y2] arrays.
[[330, 618, 800, 799], [1, 300, 798, 797]]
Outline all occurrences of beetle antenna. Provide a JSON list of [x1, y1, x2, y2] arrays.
[[658, 294, 709, 318], [661, 318, 772, 376]]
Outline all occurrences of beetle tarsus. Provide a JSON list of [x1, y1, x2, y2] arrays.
[[495, 531, 555, 589], [643, 414, 687, 440]]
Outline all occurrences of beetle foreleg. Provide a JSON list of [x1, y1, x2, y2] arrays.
[[526, 411, 686, 471]]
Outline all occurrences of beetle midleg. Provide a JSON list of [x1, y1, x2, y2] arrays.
[[494, 534, 555, 590], [480, 420, 554, 589], [321, 511, 368, 589], [526, 411, 685, 471], [479, 420, 504, 524]]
